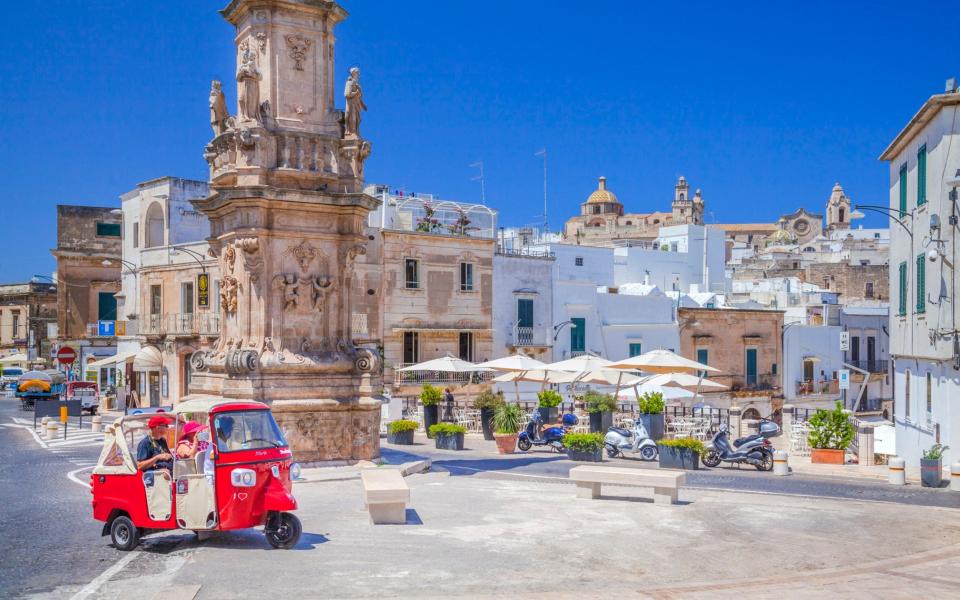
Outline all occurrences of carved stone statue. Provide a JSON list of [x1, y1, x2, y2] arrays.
[[312, 276, 333, 311], [209, 80, 230, 136], [221, 276, 239, 315], [343, 67, 366, 138], [237, 46, 262, 123], [274, 274, 299, 310]]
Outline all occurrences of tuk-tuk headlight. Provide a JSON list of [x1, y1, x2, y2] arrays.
[[231, 468, 256, 487], [290, 462, 302, 480]]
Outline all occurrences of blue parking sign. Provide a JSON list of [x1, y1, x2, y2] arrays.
[[98, 320, 115, 337]]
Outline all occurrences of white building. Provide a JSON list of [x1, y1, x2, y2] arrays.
[[880, 81, 960, 465], [492, 249, 555, 360], [614, 224, 728, 294], [783, 324, 843, 407]]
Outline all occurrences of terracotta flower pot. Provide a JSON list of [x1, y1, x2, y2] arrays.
[[493, 433, 518, 454], [811, 448, 845, 464]]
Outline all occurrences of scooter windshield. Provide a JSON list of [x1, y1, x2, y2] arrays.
[[214, 410, 288, 453]]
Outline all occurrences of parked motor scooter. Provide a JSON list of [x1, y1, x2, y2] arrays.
[[517, 412, 577, 452], [604, 418, 659, 460], [701, 423, 775, 471]]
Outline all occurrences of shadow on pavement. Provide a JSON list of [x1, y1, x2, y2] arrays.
[[381, 447, 430, 464], [433, 455, 568, 476]]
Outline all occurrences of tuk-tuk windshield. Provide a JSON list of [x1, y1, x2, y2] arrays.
[[213, 410, 287, 453]]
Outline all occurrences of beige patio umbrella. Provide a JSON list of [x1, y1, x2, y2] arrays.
[[475, 354, 550, 402], [396, 354, 491, 374], [543, 354, 614, 373]]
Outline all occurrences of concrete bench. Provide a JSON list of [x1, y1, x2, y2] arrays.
[[569, 465, 686, 505], [360, 469, 410, 524]]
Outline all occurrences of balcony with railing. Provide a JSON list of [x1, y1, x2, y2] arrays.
[[510, 325, 551, 348], [139, 313, 220, 337], [795, 379, 840, 398], [728, 372, 780, 393]]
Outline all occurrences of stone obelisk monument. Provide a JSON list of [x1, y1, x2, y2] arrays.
[[189, 0, 381, 461]]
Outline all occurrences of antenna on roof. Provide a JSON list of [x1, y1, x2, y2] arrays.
[[470, 161, 486, 204], [535, 148, 548, 232]]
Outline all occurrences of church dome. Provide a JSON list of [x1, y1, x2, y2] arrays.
[[586, 176, 621, 205]]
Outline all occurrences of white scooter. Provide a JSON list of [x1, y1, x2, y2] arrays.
[[603, 418, 659, 461]]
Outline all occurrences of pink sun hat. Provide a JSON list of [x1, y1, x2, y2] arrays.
[[181, 421, 208, 438]]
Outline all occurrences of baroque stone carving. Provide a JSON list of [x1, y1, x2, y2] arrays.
[[237, 44, 262, 123], [225, 349, 258, 374], [237, 237, 263, 282], [274, 274, 299, 310], [343, 67, 366, 139], [354, 347, 380, 374], [291, 240, 318, 271], [285, 34, 312, 71], [221, 276, 239, 314], [255, 32, 267, 53], [209, 80, 230, 136], [312, 276, 333, 311], [355, 140, 372, 180], [223, 245, 236, 274], [190, 350, 210, 373]]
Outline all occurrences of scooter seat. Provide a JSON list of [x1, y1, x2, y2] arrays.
[[608, 427, 632, 438], [734, 434, 762, 446]]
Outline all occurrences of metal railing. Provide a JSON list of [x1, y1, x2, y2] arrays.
[[392, 364, 493, 386], [139, 313, 220, 337], [730, 372, 779, 392], [495, 247, 556, 259], [511, 325, 550, 347], [846, 360, 889, 374]]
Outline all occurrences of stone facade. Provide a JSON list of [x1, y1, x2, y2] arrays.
[[563, 176, 703, 246], [52, 205, 122, 376], [0, 282, 57, 361], [187, 0, 381, 462]]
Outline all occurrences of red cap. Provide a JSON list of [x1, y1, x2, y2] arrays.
[[147, 415, 172, 429]]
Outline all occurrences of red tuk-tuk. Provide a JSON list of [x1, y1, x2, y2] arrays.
[[91, 396, 302, 550]]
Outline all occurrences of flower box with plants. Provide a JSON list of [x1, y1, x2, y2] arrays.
[[492, 402, 524, 454], [563, 432, 605, 462], [429, 423, 467, 450], [807, 401, 855, 464], [638, 391, 665, 441], [386, 419, 418, 445], [420, 383, 443, 437], [657, 438, 706, 470], [473, 389, 504, 441], [537, 390, 562, 423], [584, 390, 617, 433], [921, 443, 949, 488]]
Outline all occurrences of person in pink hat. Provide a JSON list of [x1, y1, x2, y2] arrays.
[[175, 420, 209, 460]]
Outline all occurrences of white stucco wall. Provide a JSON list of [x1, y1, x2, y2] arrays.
[[492, 253, 554, 357], [783, 325, 843, 402]]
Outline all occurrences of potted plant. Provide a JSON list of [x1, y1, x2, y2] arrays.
[[637, 391, 665, 441], [584, 390, 616, 433], [492, 402, 524, 454], [563, 432, 605, 462], [807, 401, 855, 464], [429, 423, 467, 450], [658, 438, 705, 470], [921, 443, 949, 488], [473, 389, 504, 441], [537, 389, 563, 423], [420, 383, 443, 438], [386, 419, 418, 445]]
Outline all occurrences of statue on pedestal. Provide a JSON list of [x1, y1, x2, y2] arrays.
[[343, 67, 366, 138], [237, 45, 262, 123], [209, 80, 230, 136]]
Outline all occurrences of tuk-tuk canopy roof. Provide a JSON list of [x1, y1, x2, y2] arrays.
[[172, 396, 269, 415]]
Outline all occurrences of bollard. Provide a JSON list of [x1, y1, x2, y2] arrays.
[[41, 416, 49, 428], [91, 416, 103, 433], [773, 450, 789, 476], [951, 462, 960, 492], [46, 421, 59, 440], [888, 456, 906, 485]]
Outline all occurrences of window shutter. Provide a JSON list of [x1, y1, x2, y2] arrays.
[[917, 146, 927, 206], [916, 255, 925, 313], [898, 262, 907, 316], [899, 165, 908, 216]]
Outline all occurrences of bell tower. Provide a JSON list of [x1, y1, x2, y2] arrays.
[[826, 182, 851, 231], [189, 0, 381, 462]]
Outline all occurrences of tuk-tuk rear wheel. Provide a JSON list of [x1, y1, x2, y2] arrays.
[[265, 513, 301, 550], [110, 516, 140, 551]]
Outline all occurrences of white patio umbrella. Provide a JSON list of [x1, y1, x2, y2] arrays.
[[544, 354, 614, 373], [628, 383, 695, 401], [607, 349, 719, 374], [492, 370, 578, 384], [396, 355, 490, 374], [476, 354, 550, 402], [639, 372, 728, 391]]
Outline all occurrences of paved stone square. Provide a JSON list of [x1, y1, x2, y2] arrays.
[[73, 470, 960, 599]]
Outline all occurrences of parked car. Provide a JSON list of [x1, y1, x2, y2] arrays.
[[66, 381, 100, 414], [1, 367, 24, 391]]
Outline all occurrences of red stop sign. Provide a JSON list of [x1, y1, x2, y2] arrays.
[[57, 346, 77, 365]]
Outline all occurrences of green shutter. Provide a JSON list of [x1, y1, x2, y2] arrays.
[[916, 255, 926, 314], [628, 343, 642, 357], [570, 318, 586, 352], [917, 146, 927, 206], [899, 165, 908, 216], [898, 262, 907, 316]]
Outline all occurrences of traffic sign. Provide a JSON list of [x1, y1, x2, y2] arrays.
[[98, 320, 116, 337], [57, 346, 77, 365], [838, 369, 850, 390], [839, 332, 850, 352]]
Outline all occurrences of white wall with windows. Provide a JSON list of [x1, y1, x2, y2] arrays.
[[492, 253, 554, 356]]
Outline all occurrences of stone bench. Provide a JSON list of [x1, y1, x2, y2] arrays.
[[360, 469, 410, 524], [569, 465, 686, 505]]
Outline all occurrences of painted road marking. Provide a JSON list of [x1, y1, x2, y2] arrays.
[[68, 551, 141, 600], [67, 465, 94, 489]]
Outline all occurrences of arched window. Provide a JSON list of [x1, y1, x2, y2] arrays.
[[624, 221, 633, 226], [145, 202, 165, 248], [839, 208, 846, 222], [679, 193, 685, 201]]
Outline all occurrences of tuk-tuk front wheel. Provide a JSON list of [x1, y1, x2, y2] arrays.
[[265, 513, 301, 550], [110, 516, 140, 551]]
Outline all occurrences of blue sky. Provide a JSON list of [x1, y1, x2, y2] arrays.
[[1, 0, 956, 281]]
